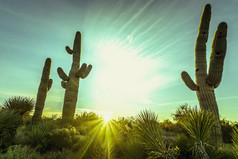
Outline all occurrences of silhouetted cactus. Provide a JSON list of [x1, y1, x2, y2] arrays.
[[57, 31, 92, 122], [181, 4, 227, 147], [32, 58, 53, 123]]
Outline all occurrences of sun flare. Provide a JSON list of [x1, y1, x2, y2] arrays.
[[100, 111, 114, 124], [93, 38, 166, 112]]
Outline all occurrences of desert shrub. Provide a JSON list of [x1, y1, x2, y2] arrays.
[[220, 118, 233, 143], [41, 149, 74, 159], [0, 109, 21, 150], [160, 119, 178, 132], [73, 112, 102, 135], [205, 145, 236, 159], [173, 104, 190, 122], [115, 117, 134, 140], [232, 126, 238, 158], [179, 106, 214, 159], [48, 127, 82, 151], [0, 145, 41, 159], [14, 125, 28, 145], [80, 141, 116, 159], [119, 137, 145, 159], [2, 96, 34, 116], [175, 133, 194, 159], [24, 120, 54, 152], [135, 110, 179, 159]]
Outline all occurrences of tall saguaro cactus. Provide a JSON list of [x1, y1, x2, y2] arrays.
[[58, 31, 92, 122], [32, 58, 53, 123], [181, 4, 227, 147]]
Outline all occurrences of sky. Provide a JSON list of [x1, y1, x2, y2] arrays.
[[0, 0, 238, 121]]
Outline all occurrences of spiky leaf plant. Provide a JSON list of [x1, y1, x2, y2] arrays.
[[120, 137, 145, 159], [179, 106, 215, 159], [24, 120, 54, 152], [135, 110, 178, 159], [0, 145, 41, 159], [3, 96, 34, 116], [232, 126, 238, 158], [0, 109, 21, 150]]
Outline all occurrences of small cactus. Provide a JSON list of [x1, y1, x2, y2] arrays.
[[58, 31, 92, 122], [32, 58, 53, 123], [181, 4, 227, 147]]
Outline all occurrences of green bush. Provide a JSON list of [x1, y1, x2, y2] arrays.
[[119, 138, 145, 159], [0, 109, 21, 150], [48, 127, 82, 151], [24, 120, 54, 152], [220, 118, 233, 143], [41, 149, 74, 159], [0, 145, 41, 159], [232, 126, 238, 158], [205, 145, 237, 159], [175, 133, 193, 159]]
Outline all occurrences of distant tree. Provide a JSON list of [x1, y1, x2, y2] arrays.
[[172, 103, 190, 122]]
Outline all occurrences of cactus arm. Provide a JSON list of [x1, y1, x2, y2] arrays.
[[79, 63, 87, 73], [61, 81, 67, 89], [76, 64, 92, 79], [207, 22, 227, 88], [73, 31, 81, 53], [48, 79, 53, 91], [66, 46, 74, 55], [181, 71, 199, 91], [76, 63, 87, 78], [195, 4, 211, 82], [57, 67, 69, 81], [81, 65, 92, 79]]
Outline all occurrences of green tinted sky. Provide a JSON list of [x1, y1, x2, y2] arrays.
[[0, 0, 237, 121]]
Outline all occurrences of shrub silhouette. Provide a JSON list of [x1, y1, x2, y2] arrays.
[[0, 109, 21, 150], [3, 96, 34, 116]]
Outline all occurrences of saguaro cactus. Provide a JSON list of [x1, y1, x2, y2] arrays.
[[58, 31, 92, 122], [181, 4, 227, 147], [32, 58, 53, 123]]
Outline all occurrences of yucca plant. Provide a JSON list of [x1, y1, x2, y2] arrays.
[[179, 106, 215, 159], [120, 137, 145, 159], [0, 109, 21, 150], [232, 126, 238, 158], [24, 120, 54, 152], [135, 110, 178, 159], [3, 96, 34, 116], [0, 145, 41, 159]]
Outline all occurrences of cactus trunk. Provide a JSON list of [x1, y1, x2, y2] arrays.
[[58, 32, 92, 122], [196, 85, 223, 147], [181, 4, 227, 148], [32, 58, 53, 123]]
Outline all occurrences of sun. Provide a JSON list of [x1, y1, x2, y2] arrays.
[[100, 111, 113, 124], [92, 38, 165, 112]]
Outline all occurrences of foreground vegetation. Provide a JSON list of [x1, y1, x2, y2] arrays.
[[0, 97, 237, 159]]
